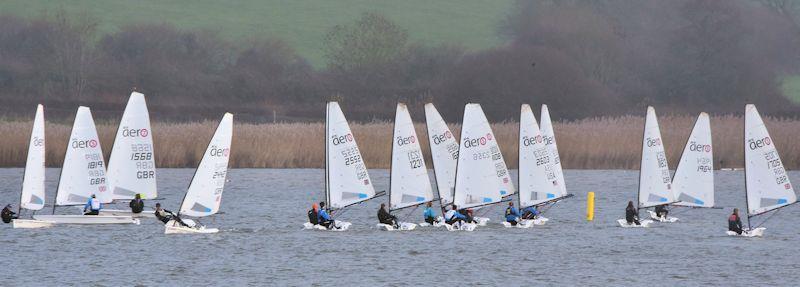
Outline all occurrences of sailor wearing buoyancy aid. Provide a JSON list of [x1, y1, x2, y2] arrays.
[[83, 194, 102, 215], [505, 201, 521, 225], [444, 205, 466, 225]]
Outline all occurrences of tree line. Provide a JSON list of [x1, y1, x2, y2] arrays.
[[0, 0, 799, 122]]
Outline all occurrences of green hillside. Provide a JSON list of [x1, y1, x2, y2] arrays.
[[0, 0, 514, 66]]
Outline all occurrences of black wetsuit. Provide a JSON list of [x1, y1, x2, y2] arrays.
[[655, 205, 668, 218], [377, 208, 398, 227], [129, 199, 144, 214], [1, 207, 17, 223], [155, 209, 188, 227], [625, 206, 640, 225], [307, 209, 319, 225], [728, 214, 743, 234], [459, 209, 475, 223]]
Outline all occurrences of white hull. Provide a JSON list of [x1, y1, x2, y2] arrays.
[[99, 209, 156, 218], [444, 222, 477, 231], [474, 217, 490, 226], [164, 219, 218, 234], [726, 227, 765, 237], [302, 220, 351, 231], [377, 222, 417, 231], [617, 219, 653, 228], [33, 214, 139, 225], [418, 217, 446, 227], [12, 219, 54, 229], [647, 210, 679, 223], [501, 217, 548, 228]]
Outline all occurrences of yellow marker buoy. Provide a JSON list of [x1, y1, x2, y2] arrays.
[[587, 192, 595, 221]]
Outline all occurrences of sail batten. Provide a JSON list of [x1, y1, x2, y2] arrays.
[[326, 102, 376, 210], [389, 104, 434, 210]]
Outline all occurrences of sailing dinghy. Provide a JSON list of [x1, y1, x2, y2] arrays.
[[504, 105, 573, 228], [377, 104, 436, 231], [33, 107, 138, 225], [102, 92, 157, 218], [448, 104, 514, 231], [303, 102, 383, 231], [619, 107, 672, 228], [165, 113, 233, 234], [540, 105, 568, 200], [422, 103, 457, 227], [649, 113, 715, 222], [727, 105, 797, 237], [11, 105, 53, 228]]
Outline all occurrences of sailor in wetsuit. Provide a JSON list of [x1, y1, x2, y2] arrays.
[[154, 203, 188, 227], [377, 203, 399, 228], [444, 205, 466, 225], [423, 202, 438, 224], [521, 205, 540, 220], [129, 194, 145, 214], [317, 202, 335, 229], [1, 204, 17, 224], [83, 194, 101, 215], [654, 204, 669, 219], [307, 203, 319, 225], [625, 201, 641, 225], [505, 202, 521, 226], [728, 208, 743, 235]]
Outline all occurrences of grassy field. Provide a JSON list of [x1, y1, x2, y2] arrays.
[[783, 76, 800, 104], [0, 115, 798, 170], [0, 0, 514, 66]]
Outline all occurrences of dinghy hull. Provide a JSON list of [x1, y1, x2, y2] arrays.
[[12, 219, 54, 229], [33, 215, 139, 225], [303, 220, 351, 231], [647, 210, 679, 223], [99, 209, 156, 218], [164, 219, 218, 234], [617, 218, 653, 228], [501, 217, 547, 228], [726, 227, 765, 237], [376, 222, 417, 231], [444, 222, 477, 231]]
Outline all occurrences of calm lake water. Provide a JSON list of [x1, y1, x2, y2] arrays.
[[1, 168, 799, 286]]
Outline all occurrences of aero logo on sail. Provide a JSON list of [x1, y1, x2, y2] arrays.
[[32, 137, 44, 147], [463, 133, 493, 149], [522, 135, 543, 146], [748, 137, 771, 150], [646, 137, 661, 147], [432, 131, 453, 145], [122, 126, 149, 137], [331, 133, 354, 145], [396, 135, 416, 146], [209, 145, 230, 157], [688, 141, 712, 153], [72, 138, 98, 149]]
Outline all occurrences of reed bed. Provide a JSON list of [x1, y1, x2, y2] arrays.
[[0, 115, 797, 169]]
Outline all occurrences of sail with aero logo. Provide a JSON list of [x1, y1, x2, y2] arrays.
[[179, 113, 233, 217], [540, 105, 566, 195], [672, 113, 714, 208], [518, 105, 560, 208], [453, 103, 512, 209], [55, 106, 111, 205], [424, 103, 458, 206], [20, 104, 46, 211], [390, 103, 434, 210], [326, 102, 376, 210], [638, 106, 674, 208], [107, 92, 157, 200], [744, 104, 796, 217]]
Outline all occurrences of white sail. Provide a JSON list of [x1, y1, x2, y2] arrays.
[[540, 104, 567, 195], [390, 104, 434, 210], [56, 107, 111, 205], [326, 102, 376, 210], [179, 113, 233, 217], [638, 106, 674, 208], [453, 104, 513, 209], [107, 92, 157, 200], [519, 105, 560, 208], [20, 105, 45, 211], [672, 113, 714, 208], [744, 104, 795, 216], [424, 103, 458, 206]]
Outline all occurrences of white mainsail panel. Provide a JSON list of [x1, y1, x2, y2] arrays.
[[638, 106, 674, 208], [179, 113, 233, 217], [540, 104, 567, 195], [107, 92, 157, 200], [453, 104, 512, 209], [673, 113, 714, 208], [20, 104, 45, 210], [390, 104, 434, 210], [56, 107, 111, 205], [424, 103, 458, 206], [326, 102, 376, 209], [745, 104, 796, 216], [519, 105, 560, 208]]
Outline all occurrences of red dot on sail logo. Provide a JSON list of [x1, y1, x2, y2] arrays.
[[223, 148, 230, 157], [410, 136, 416, 143], [786, 183, 791, 190], [363, 179, 369, 185], [345, 134, 354, 142], [140, 128, 149, 137], [764, 137, 771, 145], [486, 133, 493, 140], [503, 177, 509, 183], [445, 131, 452, 139], [705, 145, 711, 152], [89, 139, 97, 148], [479, 137, 487, 145]]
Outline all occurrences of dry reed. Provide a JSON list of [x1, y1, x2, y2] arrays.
[[0, 115, 797, 169]]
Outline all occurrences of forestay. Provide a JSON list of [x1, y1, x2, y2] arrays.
[[672, 113, 714, 208], [540, 105, 567, 195], [107, 92, 157, 200], [453, 104, 513, 209], [638, 106, 674, 208], [20, 105, 45, 211], [390, 104, 434, 210], [56, 107, 111, 205], [326, 102, 376, 210], [424, 103, 458, 206], [179, 113, 233, 217], [744, 104, 796, 216], [519, 105, 560, 208]]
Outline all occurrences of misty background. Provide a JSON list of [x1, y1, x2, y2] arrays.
[[0, 0, 799, 122]]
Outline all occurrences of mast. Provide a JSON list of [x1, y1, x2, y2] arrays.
[[517, 106, 523, 210], [325, 102, 331, 213], [388, 103, 397, 211], [637, 108, 646, 211]]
